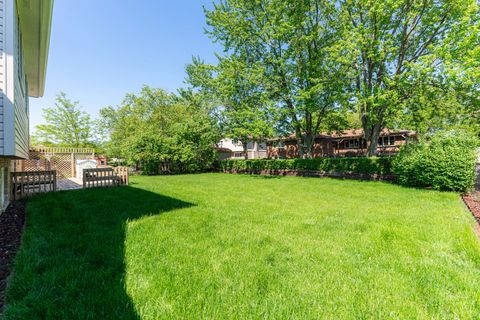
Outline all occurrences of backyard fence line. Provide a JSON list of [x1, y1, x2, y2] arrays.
[[14, 147, 96, 179], [30, 147, 95, 154], [11, 170, 57, 200]]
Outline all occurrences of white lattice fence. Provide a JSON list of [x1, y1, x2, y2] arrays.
[[13, 147, 95, 178]]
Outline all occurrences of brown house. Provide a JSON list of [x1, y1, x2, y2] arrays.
[[267, 129, 416, 159]]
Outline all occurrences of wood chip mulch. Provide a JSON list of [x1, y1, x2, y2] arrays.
[[0, 201, 26, 313], [462, 191, 480, 236]]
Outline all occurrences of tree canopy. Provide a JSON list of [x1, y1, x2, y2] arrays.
[[99, 86, 220, 174], [31, 1, 479, 167], [32, 92, 95, 148], [186, 56, 277, 159], [189, 0, 479, 156]]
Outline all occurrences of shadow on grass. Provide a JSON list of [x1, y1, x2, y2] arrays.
[[3, 186, 194, 320]]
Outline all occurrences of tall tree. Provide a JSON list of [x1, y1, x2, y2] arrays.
[[33, 92, 94, 147], [186, 57, 275, 159], [99, 86, 220, 173], [335, 0, 479, 155], [201, 0, 344, 158]]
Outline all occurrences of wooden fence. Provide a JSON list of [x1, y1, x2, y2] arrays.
[[83, 167, 128, 189], [13, 147, 95, 178], [11, 170, 57, 200], [30, 147, 95, 154], [112, 166, 129, 185]]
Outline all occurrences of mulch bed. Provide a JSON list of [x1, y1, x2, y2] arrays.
[[462, 191, 480, 235], [0, 201, 26, 313]]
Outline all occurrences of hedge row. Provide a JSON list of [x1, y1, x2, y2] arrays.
[[393, 132, 478, 192], [218, 157, 394, 175]]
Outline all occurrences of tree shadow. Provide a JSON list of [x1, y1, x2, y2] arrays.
[[3, 186, 194, 319]]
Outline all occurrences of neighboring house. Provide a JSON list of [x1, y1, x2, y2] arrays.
[[95, 155, 108, 166], [267, 129, 416, 159], [216, 138, 267, 160], [0, 0, 54, 210]]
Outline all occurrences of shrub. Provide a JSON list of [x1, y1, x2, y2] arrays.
[[218, 157, 394, 175], [393, 131, 479, 192]]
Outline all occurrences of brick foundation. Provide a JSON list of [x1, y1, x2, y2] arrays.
[[0, 158, 13, 212]]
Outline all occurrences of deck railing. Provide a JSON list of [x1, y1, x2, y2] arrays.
[[112, 166, 129, 185], [83, 167, 129, 188], [11, 170, 57, 200]]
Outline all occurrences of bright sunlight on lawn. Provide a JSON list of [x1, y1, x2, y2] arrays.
[[4, 174, 480, 319]]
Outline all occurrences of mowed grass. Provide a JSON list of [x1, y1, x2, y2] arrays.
[[3, 173, 480, 319]]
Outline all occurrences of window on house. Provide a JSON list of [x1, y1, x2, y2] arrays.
[[378, 136, 395, 147], [344, 139, 360, 149]]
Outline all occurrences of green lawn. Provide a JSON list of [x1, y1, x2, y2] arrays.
[[4, 173, 480, 319]]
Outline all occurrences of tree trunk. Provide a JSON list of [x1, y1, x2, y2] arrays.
[[304, 134, 314, 158], [364, 124, 382, 157], [360, 98, 384, 157], [243, 142, 249, 160], [303, 111, 314, 158], [295, 126, 304, 158]]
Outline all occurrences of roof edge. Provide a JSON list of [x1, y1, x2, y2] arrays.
[[18, 0, 54, 98]]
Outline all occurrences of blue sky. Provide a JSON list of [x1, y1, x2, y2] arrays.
[[29, 0, 221, 131]]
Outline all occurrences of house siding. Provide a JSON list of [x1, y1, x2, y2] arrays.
[[0, 0, 5, 155], [0, 0, 31, 211], [13, 3, 28, 159], [0, 0, 29, 159]]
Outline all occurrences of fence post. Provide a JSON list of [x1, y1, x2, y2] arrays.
[[71, 152, 75, 178]]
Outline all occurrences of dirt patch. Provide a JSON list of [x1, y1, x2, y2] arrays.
[[0, 201, 26, 313]]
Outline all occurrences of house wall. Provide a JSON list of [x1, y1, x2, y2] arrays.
[[219, 138, 244, 153], [0, 0, 32, 211], [0, 0, 5, 155], [218, 139, 267, 159], [0, 0, 29, 160], [13, 2, 29, 159]]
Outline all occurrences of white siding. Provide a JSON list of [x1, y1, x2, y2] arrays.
[[0, 0, 5, 155], [13, 3, 28, 159], [0, 0, 29, 159]]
